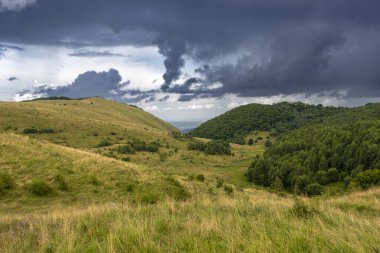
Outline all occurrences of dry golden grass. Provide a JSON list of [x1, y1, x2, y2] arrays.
[[0, 187, 379, 252]]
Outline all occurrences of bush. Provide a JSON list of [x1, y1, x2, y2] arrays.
[[96, 140, 112, 148], [223, 185, 234, 195], [292, 175, 311, 194], [23, 128, 39, 134], [29, 180, 53, 196], [23, 128, 55, 134], [248, 138, 254, 145], [353, 169, 380, 189], [0, 174, 15, 195], [128, 140, 160, 153], [196, 174, 205, 182], [188, 140, 231, 155], [305, 183, 324, 196], [117, 145, 136, 154]]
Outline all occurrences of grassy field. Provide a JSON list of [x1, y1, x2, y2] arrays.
[[1, 98, 379, 252], [1, 187, 379, 252]]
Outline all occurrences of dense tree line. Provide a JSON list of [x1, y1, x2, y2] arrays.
[[189, 102, 380, 144], [188, 140, 232, 155], [247, 120, 380, 195]]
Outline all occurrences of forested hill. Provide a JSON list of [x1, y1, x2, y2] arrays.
[[188, 102, 345, 143], [188, 102, 380, 144]]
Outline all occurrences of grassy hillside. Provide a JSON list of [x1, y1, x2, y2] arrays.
[[0, 97, 178, 148], [0, 133, 191, 214], [1, 185, 379, 252], [1, 98, 379, 252], [189, 102, 380, 144]]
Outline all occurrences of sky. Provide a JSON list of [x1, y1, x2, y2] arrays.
[[0, 0, 379, 122]]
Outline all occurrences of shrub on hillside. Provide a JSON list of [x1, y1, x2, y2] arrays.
[[196, 174, 205, 182], [29, 180, 53, 196], [223, 185, 234, 195], [248, 138, 254, 145], [128, 140, 160, 153], [188, 140, 231, 155], [0, 174, 15, 195], [117, 145, 136, 154], [96, 140, 112, 148], [305, 183, 324, 196], [352, 169, 380, 189], [23, 128, 56, 134]]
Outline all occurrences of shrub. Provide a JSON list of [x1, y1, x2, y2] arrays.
[[0, 174, 15, 195], [292, 175, 312, 194], [23, 128, 55, 134], [248, 138, 254, 145], [204, 140, 231, 155], [23, 128, 39, 134], [117, 145, 136, 154], [121, 157, 131, 162], [353, 169, 380, 189], [305, 183, 324, 196], [196, 174, 205, 182], [96, 140, 112, 148], [29, 180, 53, 196], [223, 185, 234, 195]]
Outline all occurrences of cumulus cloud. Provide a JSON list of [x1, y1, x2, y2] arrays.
[[0, 0, 36, 12]]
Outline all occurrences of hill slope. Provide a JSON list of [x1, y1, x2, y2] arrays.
[[0, 97, 178, 148], [0, 133, 190, 214], [189, 102, 380, 143]]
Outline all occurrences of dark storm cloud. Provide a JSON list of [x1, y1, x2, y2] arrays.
[[68, 49, 124, 58], [3, 0, 380, 101], [19, 69, 130, 99]]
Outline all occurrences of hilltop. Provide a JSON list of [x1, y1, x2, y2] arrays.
[[189, 102, 380, 143], [0, 97, 178, 148]]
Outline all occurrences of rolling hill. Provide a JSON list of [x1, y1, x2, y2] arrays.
[[0, 97, 178, 148], [189, 102, 380, 143], [0, 98, 379, 252]]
